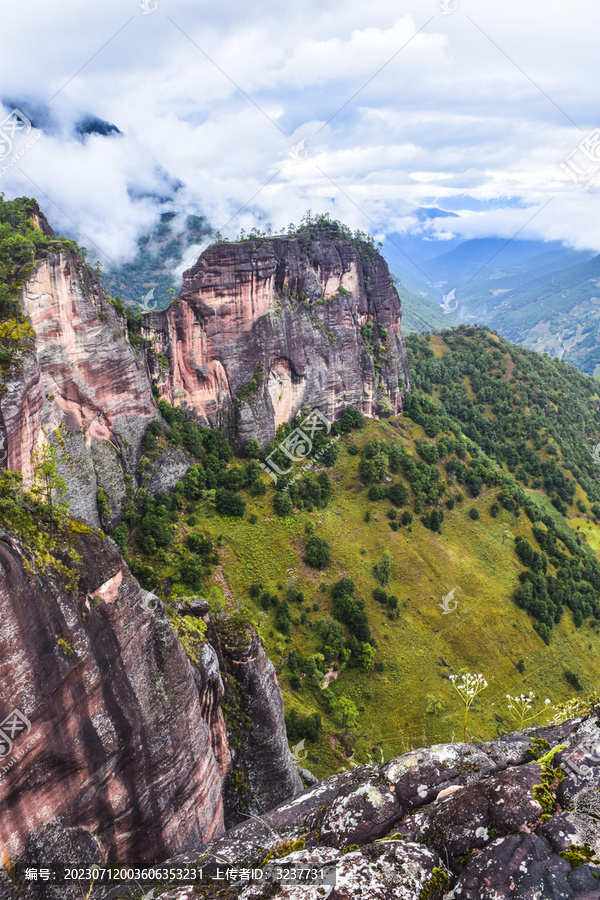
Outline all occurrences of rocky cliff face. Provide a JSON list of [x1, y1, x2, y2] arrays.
[[1, 221, 409, 525], [177, 597, 303, 827], [214, 617, 303, 827], [0, 526, 224, 865], [0, 251, 159, 527], [0, 528, 301, 871], [145, 235, 410, 448]]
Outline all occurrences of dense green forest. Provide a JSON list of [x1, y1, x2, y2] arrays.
[[405, 329, 600, 642]]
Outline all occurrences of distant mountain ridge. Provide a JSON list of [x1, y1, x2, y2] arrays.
[[385, 233, 600, 373]]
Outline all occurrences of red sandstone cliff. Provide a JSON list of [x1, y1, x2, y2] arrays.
[[144, 235, 410, 448], [1, 219, 409, 523], [0, 527, 224, 864], [0, 529, 302, 867], [0, 250, 159, 527]]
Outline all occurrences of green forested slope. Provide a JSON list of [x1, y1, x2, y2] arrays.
[[114, 327, 600, 777]]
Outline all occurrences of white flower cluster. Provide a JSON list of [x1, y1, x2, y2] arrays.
[[506, 692, 550, 710], [449, 672, 488, 702], [505, 693, 551, 732]]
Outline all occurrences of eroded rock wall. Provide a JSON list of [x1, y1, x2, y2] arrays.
[[1, 251, 159, 527], [145, 236, 410, 448], [215, 619, 304, 827], [0, 537, 304, 878], [0, 528, 224, 865], [1, 228, 410, 522], [175, 598, 303, 828]]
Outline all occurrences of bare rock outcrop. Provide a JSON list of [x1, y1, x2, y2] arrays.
[[94, 712, 600, 900], [144, 235, 410, 448], [0, 250, 159, 527], [215, 617, 304, 826], [1, 218, 409, 526], [0, 527, 225, 865], [176, 597, 303, 828]]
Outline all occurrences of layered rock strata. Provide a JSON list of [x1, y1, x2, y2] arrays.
[[0, 530, 301, 872], [144, 235, 410, 448], [1, 251, 159, 527], [1, 223, 409, 526]]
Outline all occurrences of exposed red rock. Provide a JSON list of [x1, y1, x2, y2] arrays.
[[0, 529, 224, 865], [145, 235, 409, 448], [1, 251, 158, 527], [1, 221, 409, 525], [0, 532, 302, 873]]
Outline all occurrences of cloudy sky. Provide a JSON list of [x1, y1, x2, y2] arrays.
[[1, 0, 599, 267]]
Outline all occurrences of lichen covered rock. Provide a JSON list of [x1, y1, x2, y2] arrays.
[[135, 713, 600, 900]]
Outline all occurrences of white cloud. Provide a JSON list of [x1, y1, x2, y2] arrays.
[[0, 0, 599, 264]]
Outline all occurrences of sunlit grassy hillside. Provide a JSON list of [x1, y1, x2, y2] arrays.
[[117, 327, 600, 777]]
